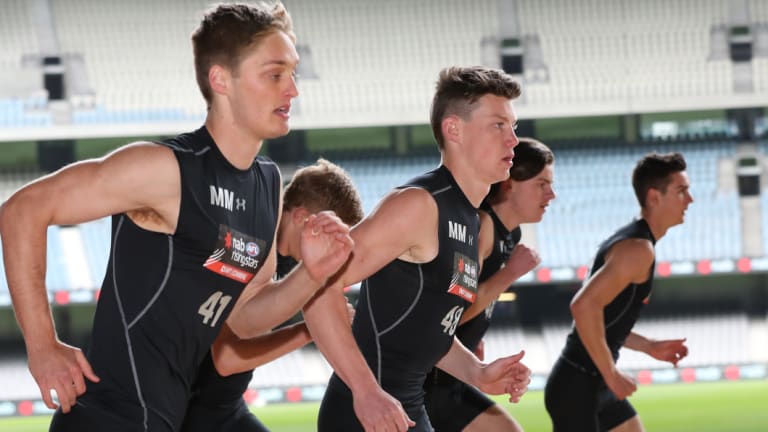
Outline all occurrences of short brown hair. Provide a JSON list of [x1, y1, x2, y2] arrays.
[[283, 159, 364, 226], [191, 2, 294, 106], [632, 152, 687, 208], [430, 66, 521, 149]]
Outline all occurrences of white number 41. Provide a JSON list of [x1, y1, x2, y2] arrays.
[[198, 291, 232, 327]]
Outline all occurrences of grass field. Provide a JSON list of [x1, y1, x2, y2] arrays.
[[1, 380, 765, 431]]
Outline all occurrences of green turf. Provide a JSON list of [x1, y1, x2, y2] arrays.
[[0, 415, 51, 432], [1, 380, 766, 431]]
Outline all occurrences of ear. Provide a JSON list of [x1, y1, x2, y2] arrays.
[[290, 206, 310, 225], [208, 64, 229, 96], [646, 188, 661, 208], [442, 116, 461, 142]]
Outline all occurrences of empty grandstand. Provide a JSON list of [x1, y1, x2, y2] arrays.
[[0, 0, 766, 423]]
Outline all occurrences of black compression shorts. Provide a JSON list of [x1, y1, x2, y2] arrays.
[[318, 375, 435, 432], [544, 356, 636, 432], [424, 378, 494, 432]]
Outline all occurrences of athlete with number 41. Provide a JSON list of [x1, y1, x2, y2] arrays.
[[0, 3, 352, 432]]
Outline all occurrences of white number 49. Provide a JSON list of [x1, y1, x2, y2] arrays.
[[198, 291, 232, 327], [440, 305, 464, 335]]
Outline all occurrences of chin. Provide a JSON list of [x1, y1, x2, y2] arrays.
[[493, 170, 511, 183], [264, 128, 290, 141]]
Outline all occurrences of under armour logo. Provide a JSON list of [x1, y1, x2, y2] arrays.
[[235, 198, 246, 211]]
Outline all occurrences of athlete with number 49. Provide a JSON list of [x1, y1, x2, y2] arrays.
[[424, 137, 555, 432], [303, 66, 532, 432]]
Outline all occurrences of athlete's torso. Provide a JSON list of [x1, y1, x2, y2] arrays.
[[348, 165, 480, 416], [182, 254, 299, 431], [562, 218, 656, 370], [82, 127, 280, 431]]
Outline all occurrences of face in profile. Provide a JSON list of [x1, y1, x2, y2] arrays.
[[508, 164, 556, 224], [657, 171, 693, 226], [458, 94, 519, 185], [226, 31, 299, 140]]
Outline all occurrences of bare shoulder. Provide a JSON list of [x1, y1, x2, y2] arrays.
[[1, 140, 181, 229], [370, 186, 437, 222], [355, 186, 439, 263], [101, 141, 177, 172], [96, 142, 181, 232], [605, 238, 655, 282]]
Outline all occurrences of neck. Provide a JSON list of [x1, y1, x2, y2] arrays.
[[205, 113, 263, 170], [641, 209, 668, 241], [442, 156, 490, 208]]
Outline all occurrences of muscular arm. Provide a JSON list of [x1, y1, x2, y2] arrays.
[[0, 143, 181, 412], [213, 296, 355, 376], [625, 331, 688, 367], [211, 323, 311, 376], [303, 188, 437, 430], [461, 244, 539, 324], [436, 338, 530, 402], [570, 239, 654, 398], [623, 332, 652, 352], [226, 210, 354, 339]]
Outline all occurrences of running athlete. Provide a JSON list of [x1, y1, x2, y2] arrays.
[[303, 66, 532, 432], [180, 159, 364, 432], [424, 137, 555, 432], [0, 3, 353, 432], [544, 152, 692, 432]]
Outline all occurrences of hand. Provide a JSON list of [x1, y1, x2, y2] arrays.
[[300, 211, 354, 283], [504, 244, 540, 279], [603, 368, 637, 400], [27, 340, 100, 413], [473, 339, 485, 362], [647, 338, 688, 367], [475, 350, 531, 403], [353, 387, 415, 432]]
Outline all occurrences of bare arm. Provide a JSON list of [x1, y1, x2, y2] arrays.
[[623, 332, 652, 352], [570, 238, 654, 400], [213, 298, 355, 375], [435, 338, 530, 402], [625, 332, 688, 367], [0, 143, 180, 412], [461, 243, 540, 324], [303, 188, 437, 431], [211, 323, 310, 376], [460, 211, 539, 324], [226, 210, 354, 339]]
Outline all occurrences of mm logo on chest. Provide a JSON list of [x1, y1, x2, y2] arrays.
[[210, 186, 246, 212], [448, 221, 467, 243]]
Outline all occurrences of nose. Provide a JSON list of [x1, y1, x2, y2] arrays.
[[286, 75, 299, 98], [509, 130, 519, 148]]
